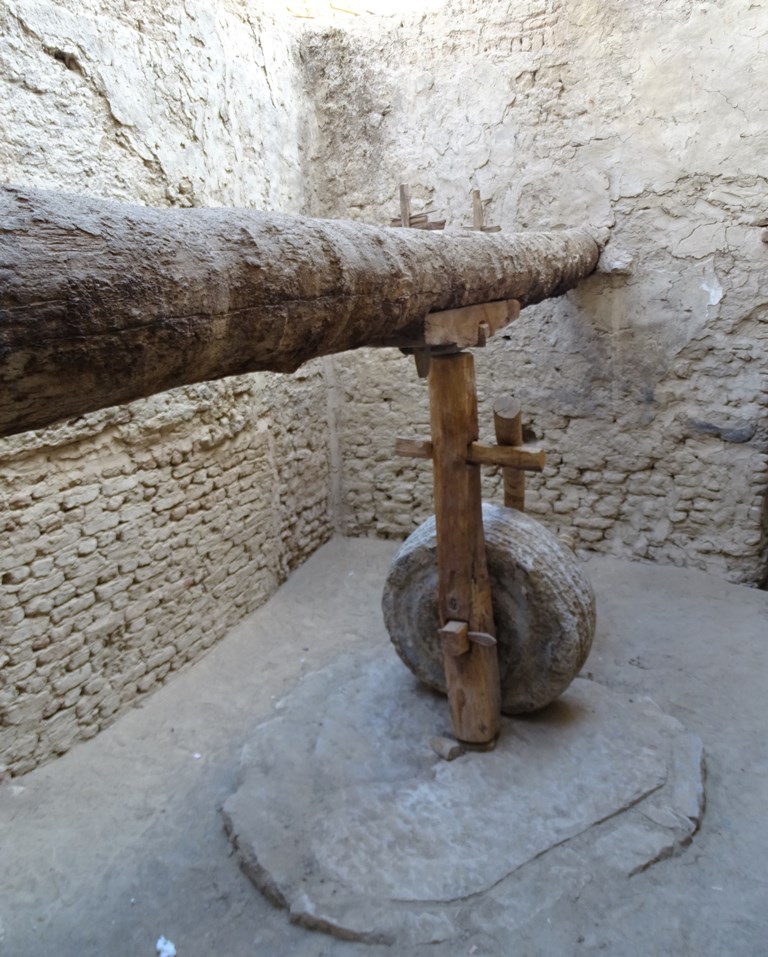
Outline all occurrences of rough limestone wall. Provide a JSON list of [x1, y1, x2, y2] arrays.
[[0, 0, 334, 774], [302, 0, 768, 585], [1, 0, 306, 207]]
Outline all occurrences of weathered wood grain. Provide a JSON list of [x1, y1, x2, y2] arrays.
[[429, 353, 501, 744], [493, 396, 526, 510], [0, 183, 600, 436]]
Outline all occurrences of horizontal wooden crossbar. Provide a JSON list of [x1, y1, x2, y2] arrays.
[[394, 437, 433, 459], [467, 442, 545, 472], [395, 436, 545, 472]]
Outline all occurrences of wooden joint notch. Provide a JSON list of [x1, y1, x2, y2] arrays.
[[467, 441, 545, 472], [425, 299, 520, 349], [440, 621, 498, 657], [395, 437, 433, 460]]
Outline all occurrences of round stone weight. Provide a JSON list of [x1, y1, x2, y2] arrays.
[[382, 503, 596, 714]]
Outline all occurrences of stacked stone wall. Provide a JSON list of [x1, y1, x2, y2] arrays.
[[0, 371, 332, 774]]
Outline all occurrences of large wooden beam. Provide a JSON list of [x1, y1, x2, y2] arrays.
[[0, 184, 600, 436]]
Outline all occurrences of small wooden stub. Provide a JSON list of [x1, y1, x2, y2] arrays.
[[467, 441, 545, 472], [473, 189, 483, 230], [493, 395, 526, 510], [425, 299, 520, 349], [399, 183, 410, 228], [394, 437, 433, 460], [429, 735, 464, 761], [440, 620, 470, 657]]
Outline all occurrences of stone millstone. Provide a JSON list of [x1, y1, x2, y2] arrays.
[[382, 503, 596, 713], [222, 650, 704, 947]]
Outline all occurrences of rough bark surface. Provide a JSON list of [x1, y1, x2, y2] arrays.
[[382, 503, 596, 714], [0, 184, 599, 436]]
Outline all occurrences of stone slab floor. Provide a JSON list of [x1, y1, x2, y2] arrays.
[[1, 537, 767, 957]]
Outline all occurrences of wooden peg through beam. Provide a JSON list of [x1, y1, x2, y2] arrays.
[[467, 441, 545, 471], [440, 620, 470, 657], [391, 185, 446, 230], [425, 299, 520, 349], [395, 436, 544, 471], [399, 183, 411, 228], [467, 189, 502, 233], [468, 631, 498, 648], [395, 437, 433, 460], [473, 189, 484, 230]]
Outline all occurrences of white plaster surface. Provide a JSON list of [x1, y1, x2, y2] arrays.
[[1, 0, 307, 209]]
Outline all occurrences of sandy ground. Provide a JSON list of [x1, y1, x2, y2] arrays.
[[1, 537, 767, 957]]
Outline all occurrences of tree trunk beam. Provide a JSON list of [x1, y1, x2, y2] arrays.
[[0, 184, 600, 437]]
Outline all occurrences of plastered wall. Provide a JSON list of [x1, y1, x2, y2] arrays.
[[301, 0, 768, 586], [0, 0, 335, 774]]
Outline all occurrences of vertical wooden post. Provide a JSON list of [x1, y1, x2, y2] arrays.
[[472, 189, 484, 230], [493, 396, 526, 511], [429, 353, 501, 745]]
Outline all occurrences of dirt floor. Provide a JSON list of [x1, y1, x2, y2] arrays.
[[1, 537, 767, 957]]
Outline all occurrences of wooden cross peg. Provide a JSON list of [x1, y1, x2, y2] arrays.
[[467, 189, 501, 233], [389, 184, 447, 230]]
